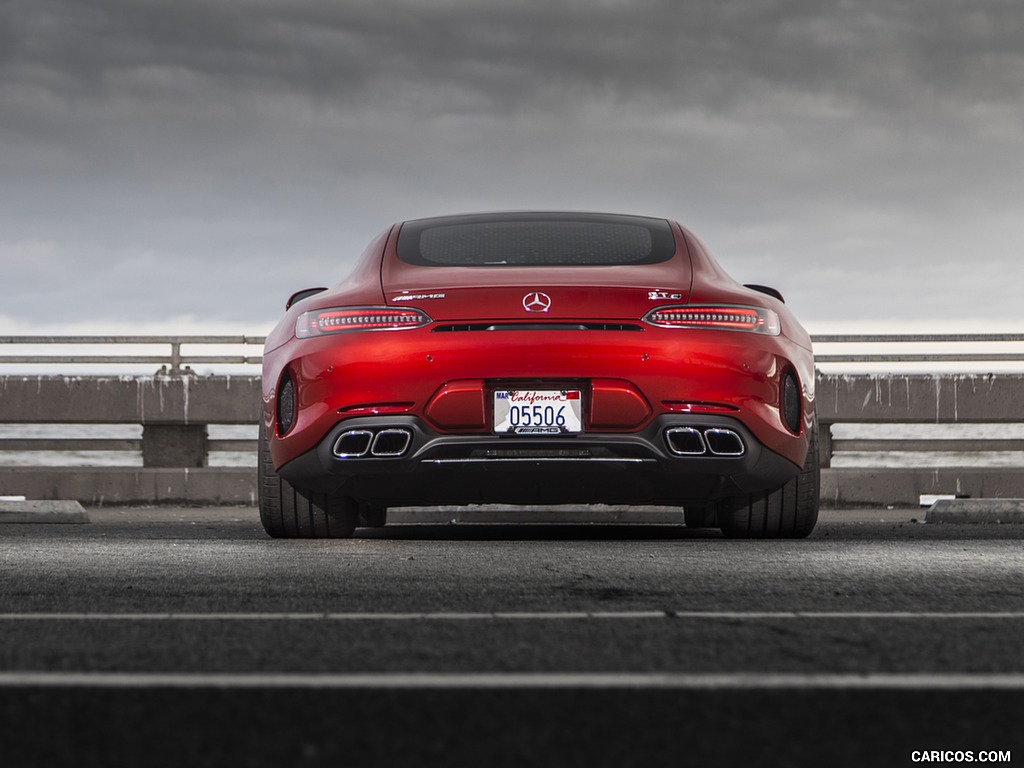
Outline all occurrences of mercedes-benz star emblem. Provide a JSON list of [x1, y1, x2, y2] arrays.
[[522, 292, 552, 313]]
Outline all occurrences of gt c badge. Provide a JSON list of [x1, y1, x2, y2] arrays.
[[523, 292, 552, 312]]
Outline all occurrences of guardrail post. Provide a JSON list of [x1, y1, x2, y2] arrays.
[[169, 341, 182, 375], [818, 420, 833, 469], [142, 424, 209, 468]]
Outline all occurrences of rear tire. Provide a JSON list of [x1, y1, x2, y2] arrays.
[[717, 415, 820, 539], [258, 420, 358, 539]]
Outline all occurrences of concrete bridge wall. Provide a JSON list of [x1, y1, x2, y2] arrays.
[[2, 374, 1022, 507]]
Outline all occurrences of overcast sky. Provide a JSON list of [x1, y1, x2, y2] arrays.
[[2, 0, 1022, 335]]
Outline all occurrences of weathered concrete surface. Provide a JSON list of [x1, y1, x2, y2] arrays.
[[926, 498, 1024, 524], [821, 467, 1024, 508], [0, 468, 256, 506], [0, 375, 261, 424], [816, 373, 1024, 424], [0, 499, 89, 523], [142, 424, 209, 468]]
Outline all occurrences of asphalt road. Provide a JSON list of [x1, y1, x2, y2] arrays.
[[2, 506, 1023, 767]]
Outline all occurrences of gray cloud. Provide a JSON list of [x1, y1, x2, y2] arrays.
[[2, 0, 1022, 330]]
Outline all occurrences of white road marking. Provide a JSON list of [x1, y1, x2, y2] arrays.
[[1, 611, 1023, 621], [5, 612, 1020, 690], [0, 672, 1022, 690]]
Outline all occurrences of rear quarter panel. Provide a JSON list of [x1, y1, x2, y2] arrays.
[[262, 226, 393, 434]]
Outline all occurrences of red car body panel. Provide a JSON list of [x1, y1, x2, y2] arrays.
[[261, 213, 814, 507]]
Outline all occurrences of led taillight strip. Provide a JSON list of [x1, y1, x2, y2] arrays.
[[643, 305, 780, 335], [296, 307, 432, 337]]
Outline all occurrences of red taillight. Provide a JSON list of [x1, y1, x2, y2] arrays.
[[295, 307, 432, 338], [643, 305, 780, 335]]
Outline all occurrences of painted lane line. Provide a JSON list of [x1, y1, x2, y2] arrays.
[[2, 672, 1024, 690], [0, 612, 611, 621], [667, 618, 1024, 622], [2, 611, 1024, 621]]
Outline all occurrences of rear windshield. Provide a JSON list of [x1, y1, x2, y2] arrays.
[[396, 213, 676, 267]]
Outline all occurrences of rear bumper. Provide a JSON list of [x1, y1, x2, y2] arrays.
[[264, 324, 816, 472], [278, 413, 803, 506]]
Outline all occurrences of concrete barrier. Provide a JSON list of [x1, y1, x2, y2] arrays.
[[815, 373, 1024, 507], [0, 375, 260, 424], [926, 498, 1024, 524], [0, 467, 257, 507], [816, 372, 1022, 424], [2, 373, 1024, 507], [0, 499, 89, 523]]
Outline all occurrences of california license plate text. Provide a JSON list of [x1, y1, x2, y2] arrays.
[[493, 390, 583, 434]]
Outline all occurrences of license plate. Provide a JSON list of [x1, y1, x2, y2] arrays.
[[493, 389, 583, 434]]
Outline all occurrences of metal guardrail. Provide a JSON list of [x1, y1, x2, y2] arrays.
[[3, 334, 1024, 370], [812, 334, 1024, 364], [0, 336, 266, 373]]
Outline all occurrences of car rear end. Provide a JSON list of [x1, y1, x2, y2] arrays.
[[262, 212, 814, 510]]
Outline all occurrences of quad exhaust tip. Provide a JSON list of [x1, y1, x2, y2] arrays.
[[703, 428, 745, 456], [371, 429, 413, 457], [333, 428, 413, 458], [665, 426, 745, 457], [664, 427, 706, 455]]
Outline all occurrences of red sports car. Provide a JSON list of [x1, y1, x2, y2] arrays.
[[259, 212, 818, 539]]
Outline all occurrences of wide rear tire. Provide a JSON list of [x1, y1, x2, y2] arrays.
[[717, 416, 820, 539], [258, 421, 358, 539]]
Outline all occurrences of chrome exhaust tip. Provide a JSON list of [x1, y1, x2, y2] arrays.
[[665, 427, 707, 456], [333, 427, 413, 458], [333, 430, 374, 458], [371, 428, 413, 457], [704, 428, 745, 456]]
